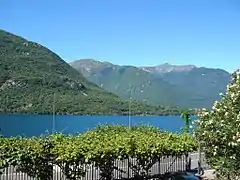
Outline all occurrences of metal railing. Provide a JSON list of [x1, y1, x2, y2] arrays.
[[0, 155, 190, 180], [0, 152, 211, 180]]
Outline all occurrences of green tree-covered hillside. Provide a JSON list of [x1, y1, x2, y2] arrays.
[[0, 29, 180, 115]]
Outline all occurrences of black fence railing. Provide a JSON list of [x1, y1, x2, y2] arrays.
[[0, 153, 211, 180], [0, 155, 189, 180]]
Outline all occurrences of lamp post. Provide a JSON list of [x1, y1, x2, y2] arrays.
[[198, 142, 202, 175], [52, 93, 56, 133], [128, 87, 132, 128], [181, 110, 192, 171]]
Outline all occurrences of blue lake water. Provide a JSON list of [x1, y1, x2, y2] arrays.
[[0, 114, 198, 137]]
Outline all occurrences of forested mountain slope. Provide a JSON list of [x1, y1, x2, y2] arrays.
[[0, 29, 180, 115]]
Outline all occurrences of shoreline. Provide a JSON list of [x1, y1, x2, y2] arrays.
[[0, 112, 184, 116]]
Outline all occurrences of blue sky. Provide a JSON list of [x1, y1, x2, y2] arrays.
[[1, 0, 239, 72]]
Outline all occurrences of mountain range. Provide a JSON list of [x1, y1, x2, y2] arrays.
[[0, 29, 181, 115], [70, 59, 231, 108], [0, 28, 231, 114]]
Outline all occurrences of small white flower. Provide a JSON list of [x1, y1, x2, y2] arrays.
[[203, 111, 209, 116], [230, 156, 236, 159]]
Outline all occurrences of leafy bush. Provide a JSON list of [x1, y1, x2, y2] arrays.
[[0, 125, 197, 180], [0, 136, 54, 179], [195, 70, 240, 179]]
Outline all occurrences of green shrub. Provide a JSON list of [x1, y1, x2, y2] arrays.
[[0, 125, 197, 180]]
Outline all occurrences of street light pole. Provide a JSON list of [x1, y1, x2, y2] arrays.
[[128, 89, 132, 128], [52, 93, 56, 133], [198, 142, 202, 175], [128, 97, 131, 128]]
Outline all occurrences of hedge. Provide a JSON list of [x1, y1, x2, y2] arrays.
[[0, 125, 197, 180]]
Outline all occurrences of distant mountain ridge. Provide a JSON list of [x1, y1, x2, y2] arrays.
[[70, 59, 231, 109], [70, 59, 186, 107], [139, 63, 197, 74]]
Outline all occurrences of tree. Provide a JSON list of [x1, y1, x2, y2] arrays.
[[195, 69, 240, 179]]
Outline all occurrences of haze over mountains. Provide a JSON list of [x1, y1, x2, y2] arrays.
[[70, 59, 231, 109]]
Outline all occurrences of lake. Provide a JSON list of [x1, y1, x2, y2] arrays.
[[0, 114, 198, 137]]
